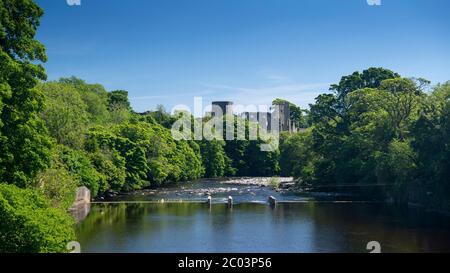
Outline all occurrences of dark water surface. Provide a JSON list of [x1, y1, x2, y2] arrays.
[[76, 179, 450, 253]]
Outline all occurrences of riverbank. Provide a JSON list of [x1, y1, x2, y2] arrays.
[[90, 177, 450, 218], [95, 177, 296, 201]]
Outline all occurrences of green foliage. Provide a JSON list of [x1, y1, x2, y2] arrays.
[[108, 90, 132, 124], [85, 120, 205, 190], [220, 116, 279, 177], [268, 177, 280, 189], [411, 82, 450, 209], [56, 145, 101, 197], [108, 90, 131, 111], [375, 140, 417, 202], [176, 140, 205, 181], [146, 105, 176, 129], [330, 67, 400, 99], [242, 140, 280, 176], [35, 165, 77, 210], [0, 183, 75, 253], [281, 67, 449, 208], [0, 0, 52, 187], [378, 78, 425, 139], [59, 77, 110, 124], [279, 131, 315, 181], [306, 69, 419, 191], [109, 103, 132, 124], [39, 82, 89, 148], [199, 140, 229, 178], [89, 148, 126, 192]]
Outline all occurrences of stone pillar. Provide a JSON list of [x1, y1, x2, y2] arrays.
[[268, 196, 276, 208], [69, 186, 91, 223], [227, 196, 233, 208], [75, 186, 91, 204]]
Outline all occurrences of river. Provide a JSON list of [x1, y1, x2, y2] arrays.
[[75, 178, 450, 253]]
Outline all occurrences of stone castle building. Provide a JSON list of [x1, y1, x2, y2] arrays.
[[208, 100, 297, 133], [272, 101, 291, 132], [242, 112, 272, 132], [211, 101, 234, 117]]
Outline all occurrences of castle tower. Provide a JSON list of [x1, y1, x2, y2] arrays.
[[212, 101, 233, 117], [273, 101, 290, 132]]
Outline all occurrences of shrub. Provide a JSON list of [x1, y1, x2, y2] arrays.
[[89, 149, 126, 192], [35, 166, 77, 210], [0, 183, 75, 253], [269, 177, 280, 189], [57, 146, 101, 197]]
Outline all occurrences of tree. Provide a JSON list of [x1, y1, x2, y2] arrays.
[[330, 67, 400, 99], [147, 104, 175, 129], [311, 68, 400, 134], [35, 147, 78, 210], [39, 82, 89, 149], [108, 90, 131, 124], [243, 140, 280, 176], [306, 68, 403, 188], [375, 140, 417, 202], [0, 0, 52, 187], [60, 77, 111, 124], [89, 148, 126, 192], [55, 145, 102, 196], [411, 82, 450, 209], [379, 78, 425, 140], [281, 67, 450, 206], [108, 90, 131, 111], [0, 183, 75, 253], [279, 131, 315, 180], [199, 140, 228, 178], [86, 125, 148, 190]]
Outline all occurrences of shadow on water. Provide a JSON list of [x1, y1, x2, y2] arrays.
[[76, 202, 450, 253]]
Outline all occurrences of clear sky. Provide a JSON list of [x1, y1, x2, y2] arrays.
[[35, 0, 450, 113]]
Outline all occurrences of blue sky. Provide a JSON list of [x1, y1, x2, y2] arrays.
[[35, 0, 450, 113]]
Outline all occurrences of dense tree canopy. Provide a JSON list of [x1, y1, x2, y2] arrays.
[[0, 0, 52, 187], [0, 183, 75, 253], [280, 68, 450, 210]]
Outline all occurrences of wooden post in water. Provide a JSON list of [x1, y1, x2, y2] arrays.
[[227, 196, 233, 208], [268, 196, 276, 208]]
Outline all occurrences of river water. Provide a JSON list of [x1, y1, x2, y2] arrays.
[[75, 178, 450, 253]]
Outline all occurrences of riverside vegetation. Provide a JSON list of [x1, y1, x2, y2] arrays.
[[1, 0, 449, 252]]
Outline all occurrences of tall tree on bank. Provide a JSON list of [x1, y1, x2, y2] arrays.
[[0, 0, 51, 187], [0, 0, 76, 253], [307, 68, 401, 185]]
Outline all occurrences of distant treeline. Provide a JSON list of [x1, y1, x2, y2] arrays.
[[33, 77, 281, 199]]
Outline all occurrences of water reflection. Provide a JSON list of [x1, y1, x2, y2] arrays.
[[76, 202, 450, 253]]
